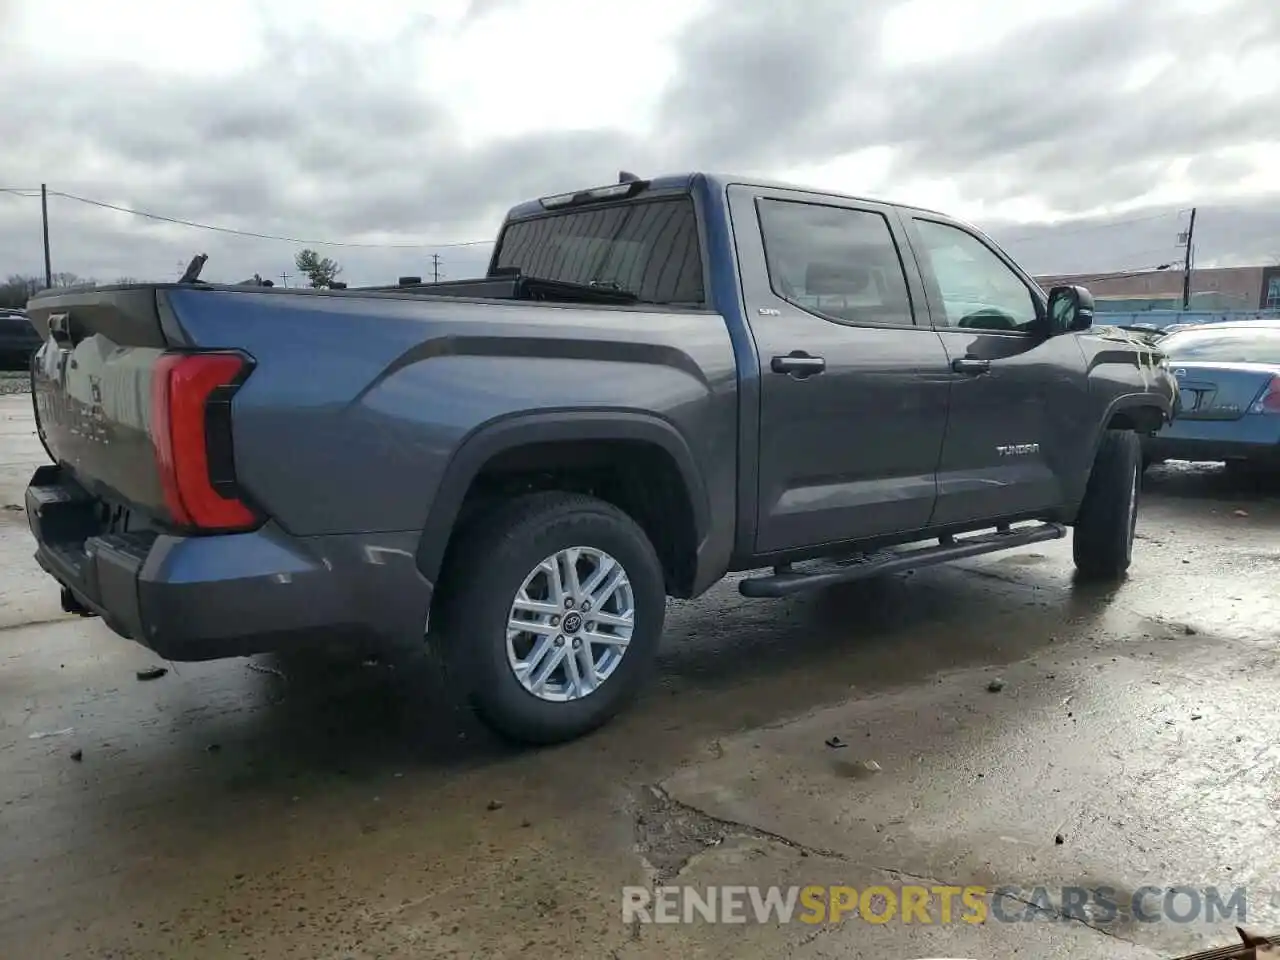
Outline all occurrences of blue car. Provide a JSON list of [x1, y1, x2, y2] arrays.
[[1144, 319, 1280, 471]]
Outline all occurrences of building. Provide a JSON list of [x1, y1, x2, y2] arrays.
[[1034, 264, 1280, 312]]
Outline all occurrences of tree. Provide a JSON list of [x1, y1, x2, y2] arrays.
[[294, 249, 342, 288], [0, 275, 43, 309], [0, 272, 99, 308], [50, 272, 96, 289]]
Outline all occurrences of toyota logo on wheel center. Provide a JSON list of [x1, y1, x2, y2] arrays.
[[562, 612, 584, 634]]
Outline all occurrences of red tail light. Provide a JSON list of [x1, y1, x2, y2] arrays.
[[149, 351, 259, 531], [1249, 375, 1280, 415]]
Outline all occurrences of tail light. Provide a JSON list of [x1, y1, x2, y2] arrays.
[[149, 351, 259, 531], [1248, 375, 1280, 415]]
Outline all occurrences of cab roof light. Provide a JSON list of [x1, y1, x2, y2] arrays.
[[539, 178, 649, 209]]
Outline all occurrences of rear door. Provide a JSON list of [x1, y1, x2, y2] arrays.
[[728, 185, 952, 554], [901, 215, 1091, 526]]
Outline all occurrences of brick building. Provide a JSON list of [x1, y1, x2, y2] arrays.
[[1035, 264, 1280, 311]]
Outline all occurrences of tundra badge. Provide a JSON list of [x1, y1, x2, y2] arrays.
[[997, 443, 1040, 456]]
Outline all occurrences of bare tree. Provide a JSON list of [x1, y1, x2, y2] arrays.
[[50, 271, 96, 289], [0, 274, 43, 309]]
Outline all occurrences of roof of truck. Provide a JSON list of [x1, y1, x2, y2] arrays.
[[502, 172, 958, 225]]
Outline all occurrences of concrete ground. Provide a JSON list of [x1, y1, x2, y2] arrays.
[[1, 388, 1278, 960]]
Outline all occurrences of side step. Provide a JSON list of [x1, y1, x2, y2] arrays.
[[739, 522, 1067, 598]]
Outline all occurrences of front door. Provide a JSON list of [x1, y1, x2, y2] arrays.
[[728, 186, 953, 554], [902, 215, 1091, 526]]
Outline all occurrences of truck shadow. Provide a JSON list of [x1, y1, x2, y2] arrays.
[[143, 555, 1116, 787]]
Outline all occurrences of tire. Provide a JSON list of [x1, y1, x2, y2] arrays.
[[1073, 429, 1142, 580], [435, 491, 666, 745]]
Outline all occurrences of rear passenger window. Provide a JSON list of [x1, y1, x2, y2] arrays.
[[757, 199, 915, 327]]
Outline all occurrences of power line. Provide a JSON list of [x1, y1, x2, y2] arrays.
[[1037, 264, 1185, 285], [998, 210, 1180, 245], [46, 189, 495, 250]]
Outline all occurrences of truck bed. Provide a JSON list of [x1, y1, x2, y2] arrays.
[[25, 281, 728, 531]]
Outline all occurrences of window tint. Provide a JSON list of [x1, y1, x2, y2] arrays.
[[912, 219, 1039, 332], [1161, 327, 1280, 364], [757, 199, 914, 326], [493, 198, 704, 305]]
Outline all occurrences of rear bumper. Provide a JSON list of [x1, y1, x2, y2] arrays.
[[1143, 436, 1280, 464], [1142, 417, 1280, 464], [26, 464, 433, 661]]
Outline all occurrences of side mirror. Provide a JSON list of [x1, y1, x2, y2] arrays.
[[1046, 285, 1094, 334]]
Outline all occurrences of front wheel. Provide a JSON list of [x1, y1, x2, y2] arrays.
[[435, 492, 666, 745], [1073, 430, 1142, 580]]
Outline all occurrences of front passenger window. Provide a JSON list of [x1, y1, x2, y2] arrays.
[[912, 219, 1039, 333]]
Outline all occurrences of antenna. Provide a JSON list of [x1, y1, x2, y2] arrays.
[[618, 170, 641, 183]]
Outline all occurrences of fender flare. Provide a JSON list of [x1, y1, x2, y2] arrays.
[[1099, 391, 1173, 433], [416, 410, 710, 585], [1087, 392, 1173, 468]]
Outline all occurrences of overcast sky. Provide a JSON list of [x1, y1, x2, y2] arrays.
[[2, 0, 1279, 286]]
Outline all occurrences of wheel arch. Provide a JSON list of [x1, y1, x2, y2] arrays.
[[1093, 393, 1170, 455], [417, 410, 711, 594]]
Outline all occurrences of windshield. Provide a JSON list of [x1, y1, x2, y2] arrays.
[[491, 197, 705, 305], [1160, 326, 1280, 364]]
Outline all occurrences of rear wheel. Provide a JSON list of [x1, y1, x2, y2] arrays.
[[1073, 430, 1142, 580], [435, 492, 666, 745]]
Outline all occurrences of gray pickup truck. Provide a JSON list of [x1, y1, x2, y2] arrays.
[[23, 172, 1177, 744]]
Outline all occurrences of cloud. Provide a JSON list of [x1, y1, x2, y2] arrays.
[[2, 0, 1279, 285]]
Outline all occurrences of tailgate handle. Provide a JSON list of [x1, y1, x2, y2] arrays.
[[48, 312, 77, 346]]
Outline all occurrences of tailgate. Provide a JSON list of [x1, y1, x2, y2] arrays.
[[26, 286, 178, 518]]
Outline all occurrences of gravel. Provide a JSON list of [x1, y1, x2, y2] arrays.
[[0, 371, 31, 395]]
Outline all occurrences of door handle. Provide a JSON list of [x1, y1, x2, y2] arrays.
[[951, 357, 991, 375], [771, 352, 826, 378]]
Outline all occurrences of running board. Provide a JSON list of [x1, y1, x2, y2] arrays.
[[739, 522, 1067, 598]]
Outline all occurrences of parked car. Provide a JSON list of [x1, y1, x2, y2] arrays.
[[1143, 319, 1280, 472], [21, 173, 1176, 743], [0, 308, 41, 369]]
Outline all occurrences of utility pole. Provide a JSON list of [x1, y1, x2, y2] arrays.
[[431, 253, 441, 283], [41, 184, 52, 288], [1180, 207, 1197, 310], [279, 272, 290, 287]]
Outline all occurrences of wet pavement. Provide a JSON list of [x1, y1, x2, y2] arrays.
[[1, 391, 1278, 960]]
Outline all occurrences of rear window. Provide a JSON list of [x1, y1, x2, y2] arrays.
[[491, 197, 704, 305], [1160, 327, 1280, 364]]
